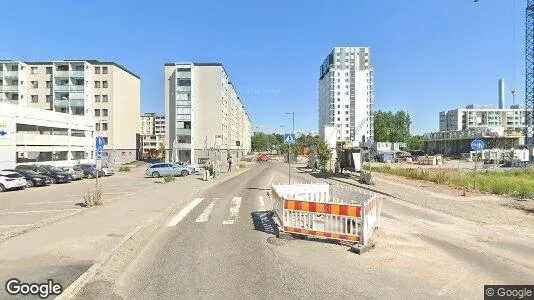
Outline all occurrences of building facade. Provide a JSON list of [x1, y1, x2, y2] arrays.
[[439, 104, 526, 132], [140, 113, 165, 158], [164, 62, 252, 164], [0, 60, 140, 164], [318, 47, 374, 144], [0, 103, 95, 169]]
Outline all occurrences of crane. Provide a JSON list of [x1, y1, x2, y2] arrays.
[[475, 0, 534, 161]]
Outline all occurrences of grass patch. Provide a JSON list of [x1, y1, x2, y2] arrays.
[[83, 188, 103, 207], [119, 166, 131, 172], [238, 163, 246, 169], [369, 166, 534, 199], [163, 175, 175, 183]]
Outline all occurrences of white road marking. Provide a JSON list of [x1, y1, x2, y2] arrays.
[[23, 200, 74, 205], [0, 224, 35, 228], [259, 196, 265, 209], [222, 197, 242, 225], [266, 173, 274, 187], [0, 209, 81, 215], [195, 200, 217, 223], [167, 198, 204, 227]]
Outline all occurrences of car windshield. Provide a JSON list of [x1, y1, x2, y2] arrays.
[[49, 167, 62, 172], [23, 170, 38, 175], [3, 173, 23, 178], [73, 167, 83, 171]]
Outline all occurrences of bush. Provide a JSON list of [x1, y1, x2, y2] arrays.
[[83, 188, 103, 207], [119, 166, 131, 172], [238, 163, 246, 169], [163, 175, 175, 183]]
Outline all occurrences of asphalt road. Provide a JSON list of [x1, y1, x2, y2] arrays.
[[73, 161, 534, 299]]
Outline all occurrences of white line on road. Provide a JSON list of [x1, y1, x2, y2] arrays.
[[266, 173, 274, 188], [167, 198, 204, 227], [222, 197, 242, 225], [0, 224, 35, 228], [195, 200, 217, 223], [24, 200, 75, 205], [259, 196, 265, 209], [0, 209, 81, 215]]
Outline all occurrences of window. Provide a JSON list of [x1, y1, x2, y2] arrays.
[[31, 95, 38, 103], [95, 67, 100, 74], [102, 109, 108, 117], [346, 124, 349, 127], [95, 109, 100, 117], [102, 95, 108, 102], [177, 79, 191, 86], [345, 130, 349, 134], [103, 137, 108, 144], [95, 95, 101, 102], [337, 111, 340, 115], [102, 81, 108, 88], [337, 98, 340, 101], [20, 81, 23, 84], [337, 105, 340, 108], [46, 67, 52, 74], [337, 118, 340, 121], [346, 105, 349, 108], [345, 92, 349, 95], [102, 67, 108, 74], [31, 81, 38, 88], [345, 117, 349, 121], [46, 95, 52, 102], [345, 111, 349, 114], [31, 67, 38, 74], [337, 92, 340, 95], [46, 81, 52, 88], [95, 123, 101, 131], [102, 123, 108, 131], [337, 79, 340, 82], [95, 81, 101, 88], [337, 85, 340, 89]]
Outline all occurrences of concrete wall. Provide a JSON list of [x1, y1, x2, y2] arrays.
[[111, 65, 140, 152], [193, 65, 223, 149]]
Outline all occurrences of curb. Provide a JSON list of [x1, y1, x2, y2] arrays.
[[55, 163, 256, 299]]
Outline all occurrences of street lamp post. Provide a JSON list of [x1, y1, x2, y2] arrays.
[[285, 112, 295, 185]]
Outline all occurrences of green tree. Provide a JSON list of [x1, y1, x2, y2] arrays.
[[406, 135, 424, 151], [251, 133, 270, 152], [373, 110, 412, 142], [316, 140, 332, 172]]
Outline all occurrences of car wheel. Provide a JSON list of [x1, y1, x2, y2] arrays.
[[0, 184, 5, 192], [27, 180, 35, 188], [87, 173, 95, 179], [50, 177, 57, 184], [181, 170, 188, 176], [152, 171, 160, 178]]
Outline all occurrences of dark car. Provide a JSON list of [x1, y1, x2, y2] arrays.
[[2, 169, 51, 187], [15, 165, 72, 184], [76, 164, 105, 179]]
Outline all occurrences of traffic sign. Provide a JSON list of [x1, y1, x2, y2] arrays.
[[96, 152, 103, 160], [0, 130, 7, 137], [284, 133, 296, 145], [471, 139, 485, 151], [96, 136, 105, 152]]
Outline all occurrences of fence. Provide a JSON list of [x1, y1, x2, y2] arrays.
[[269, 182, 382, 245]]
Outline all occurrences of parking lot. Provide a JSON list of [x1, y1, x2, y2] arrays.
[[0, 164, 201, 238]]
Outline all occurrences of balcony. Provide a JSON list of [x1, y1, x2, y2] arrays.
[[176, 86, 191, 92], [176, 71, 191, 78], [54, 99, 69, 108], [70, 85, 84, 92], [69, 99, 84, 107], [3, 70, 18, 78], [16, 132, 68, 146], [70, 70, 85, 78], [3, 85, 19, 92], [175, 143, 191, 149], [69, 92, 84, 100], [176, 128, 191, 135], [2, 99, 18, 105], [54, 85, 69, 92]]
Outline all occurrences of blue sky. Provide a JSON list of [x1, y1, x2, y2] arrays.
[[1, 0, 524, 134]]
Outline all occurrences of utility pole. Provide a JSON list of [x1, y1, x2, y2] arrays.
[[285, 112, 295, 184]]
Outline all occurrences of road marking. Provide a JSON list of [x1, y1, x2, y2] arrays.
[[266, 173, 274, 188], [24, 200, 74, 205], [222, 197, 242, 225], [0, 224, 35, 228], [195, 200, 217, 223], [167, 198, 204, 227], [259, 196, 265, 209], [0, 209, 81, 215]]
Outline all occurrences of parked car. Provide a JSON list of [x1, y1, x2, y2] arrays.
[[2, 169, 51, 187], [58, 166, 85, 180], [76, 164, 105, 178], [0, 171, 27, 192], [146, 163, 191, 178], [257, 154, 270, 162], [102, 167, 115, 176], [176, 162, 200, 173], [15, 165, 72, 184]]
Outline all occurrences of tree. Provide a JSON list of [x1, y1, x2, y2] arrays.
[[406, 135, 424, 151], [373, 110, 412, 142], [316, 140, 332, 172], [251, 133, 270, 152]]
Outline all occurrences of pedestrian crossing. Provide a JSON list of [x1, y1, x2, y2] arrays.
[[167, 196, 269, 227]]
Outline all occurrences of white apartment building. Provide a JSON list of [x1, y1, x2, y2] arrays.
[[439, 104, 526, 132], [140, 113, 165, 157], [0, 60, 140, 165], [318, 47, 374, 144], [0, 102, 95, 169], [164, 63, 252, 164]]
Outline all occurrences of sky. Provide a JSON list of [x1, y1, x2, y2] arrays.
[[0, 0, 525, 135]]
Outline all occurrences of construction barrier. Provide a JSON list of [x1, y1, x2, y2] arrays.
[[269, 182, 382, 245]]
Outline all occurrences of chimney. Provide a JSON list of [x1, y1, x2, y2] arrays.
[[498, 79, 505, 109]]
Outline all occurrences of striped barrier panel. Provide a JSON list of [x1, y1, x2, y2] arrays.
[[269, 182, 381, 245]]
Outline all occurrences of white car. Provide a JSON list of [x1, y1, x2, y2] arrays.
[[102, 167, 115, 176], [0, 171, 27, 192], [176, 162, 201, 173]]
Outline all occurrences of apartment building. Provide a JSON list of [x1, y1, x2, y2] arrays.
[[439, 104, 526, 132], [164, 62, 252, 164], [318, 47, 374, 144], [140, 113, 165, 158], [0, 60, 140, 164], [0, 102, 95, 169]]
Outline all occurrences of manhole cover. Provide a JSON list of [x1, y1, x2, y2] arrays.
[[267, 236, 289, 246]]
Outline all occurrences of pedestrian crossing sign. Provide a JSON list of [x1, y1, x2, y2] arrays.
[[284, 133, 296, 145]]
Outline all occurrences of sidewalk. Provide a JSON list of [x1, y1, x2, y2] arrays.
[[0, 163, 254, 299]]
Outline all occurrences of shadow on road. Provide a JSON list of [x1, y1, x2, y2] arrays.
[[246, 187, 271, 191]]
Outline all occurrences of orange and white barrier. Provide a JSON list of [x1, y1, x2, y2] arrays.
[[270, 182, 381, 245]]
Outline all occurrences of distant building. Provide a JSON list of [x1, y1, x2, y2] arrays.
[[439, 104, 525, 132], [140, 113, 165, 158]]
